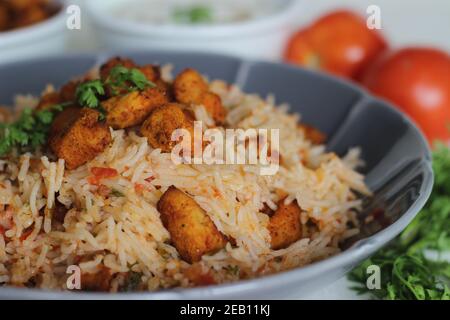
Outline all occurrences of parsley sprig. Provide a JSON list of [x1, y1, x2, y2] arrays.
[[76, 80, 105, 109], [104, 65, 156, 96], [75, 80, 107, 120], [0, 103, 70, 156], [349, 144, 450, 300], [173, 5, 213, 24]]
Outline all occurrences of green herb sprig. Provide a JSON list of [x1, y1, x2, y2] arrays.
[[349, 144, 450, 300], [104, 65, 156, 96], [173, 5, 213, 24], [0, 103, 71, 156], [75, 80, 107, 120]]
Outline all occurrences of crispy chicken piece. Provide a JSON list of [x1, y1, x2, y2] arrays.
[[59, 80, 80, 102], [6, 0, 46, 11], [0, 4, 10, 31], [155, 79, 174, 100], [173, 68, 209, 105], [35, 91, 60, 111], [268, 200, 303, 250], [2, 0, 56, 31], [102, 87, 168, 129], [49, 107, 112, 170], [138, 64, 161, 82], [299, 124, 326, 145], [141, 103, 195, 153], [157, 186, 227, 263], [81, 266, 113, 292], [0, 106, 12, 122], [201, 92, 226, 124], [173, 68, 227, 124], [13, 4, 47, 28], [36, 79, 81, 112]]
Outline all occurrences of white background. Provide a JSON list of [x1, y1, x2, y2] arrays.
[[67, 0, 449, 299]]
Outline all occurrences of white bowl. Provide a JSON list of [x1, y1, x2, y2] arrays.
[[0, 1, 67, 65], [85, 0, 302, 61]]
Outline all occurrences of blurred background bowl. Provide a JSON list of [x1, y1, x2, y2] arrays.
[[85, 0, 302, 60], [0, 0, 67, 65]]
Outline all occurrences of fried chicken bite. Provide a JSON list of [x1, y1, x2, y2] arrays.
[[173, 68, 209, 105], [35, 91, 61, 111], [103, 86, 168, 129], [140, 103, 195, 153], [200, 92, 226, 124], [268, 200, 303, 250], [173, 68, 227, 124], [49, 107, 111, 170], [0, 4, 10, 31], [157, 186, 227, 263]]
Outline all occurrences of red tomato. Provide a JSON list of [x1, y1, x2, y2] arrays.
[[91, 167, 118, 179], [362, 48, 450, 144], [89, 167, 118, 185], [284, 10, 387, 79]]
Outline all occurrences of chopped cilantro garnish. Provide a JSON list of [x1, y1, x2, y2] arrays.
[[349, 144, 450, 300], [173, 5, 213, 24], [0, 102, 71, 156], [104, 65, 156, 96]]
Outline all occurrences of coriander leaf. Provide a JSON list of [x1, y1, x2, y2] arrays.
[[76, 80, 105, 109], [110, 189, 125, 197], [105, 65, 155, 95], [129, 68, 154, 90], [0, 102, 70, 156], [36, 110, 54, 125], [173, 5, 213, 24], [349, 145, 450, 300]]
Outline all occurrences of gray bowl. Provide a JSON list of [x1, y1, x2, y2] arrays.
[[0, 51, 433, 300]]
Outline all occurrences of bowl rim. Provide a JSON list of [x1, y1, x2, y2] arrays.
[[84, 0, 302, 38], [0, 50, 434, 299], [0, 0, 67, 47]]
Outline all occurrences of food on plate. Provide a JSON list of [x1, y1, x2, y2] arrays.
[[361, 48, 450, 144], [103, 87, 169, 129], [0, 57, 370, 292], [284, 10, 387, 79], [140, 103, 195, 153], [48, 107, 112, 170], [157, 186, 227, 263], [0, 0, 59, 32], [173, 68, 227, 124], [268, 200, 303, 250]]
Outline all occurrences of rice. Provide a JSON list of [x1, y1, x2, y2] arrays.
[[0, 74, 371, 292]]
